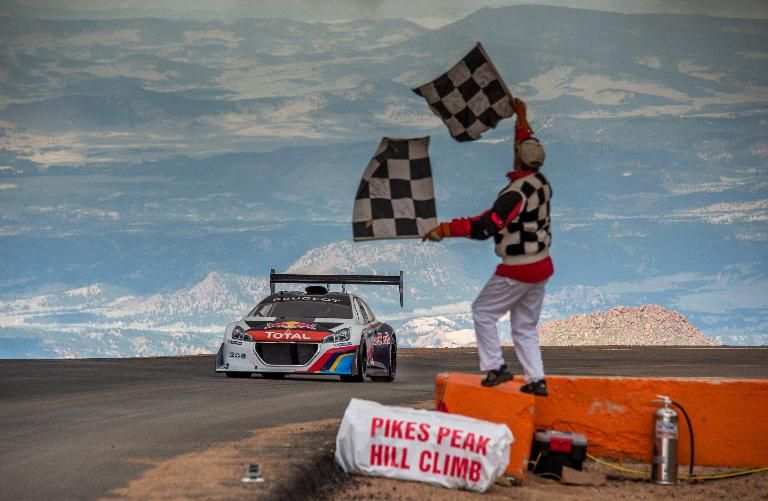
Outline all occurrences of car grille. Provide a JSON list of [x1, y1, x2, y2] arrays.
[[255, 343, 318, 366]]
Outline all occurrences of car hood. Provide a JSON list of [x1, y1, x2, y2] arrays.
[[241, 318, 351, 343]]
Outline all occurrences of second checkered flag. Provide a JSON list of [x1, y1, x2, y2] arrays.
[[413, 42, 514, 142], [353, 137, 437, 241]]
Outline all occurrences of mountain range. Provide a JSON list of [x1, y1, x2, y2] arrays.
[[0, 242, 720, 358], [0, 5, 766, 357]]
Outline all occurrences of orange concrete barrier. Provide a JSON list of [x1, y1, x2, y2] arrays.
[[535, 375, 768, 468], [436, 372, 536, 480], [436, 373, 768, 474]]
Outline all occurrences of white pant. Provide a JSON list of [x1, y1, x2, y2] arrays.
[[471, 273, 547, 383]]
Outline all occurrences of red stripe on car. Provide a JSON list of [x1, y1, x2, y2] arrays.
[[304, 346, 356, 372]]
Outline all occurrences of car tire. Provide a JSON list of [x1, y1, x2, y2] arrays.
[[261, 373, 286, 379], [370, 341, 396, 383], [340, 341, 367, 383], [225, 371, 251, 378]]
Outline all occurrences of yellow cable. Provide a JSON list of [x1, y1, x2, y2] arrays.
[[586, 453, 648, 475], [587, 453, 768, 481], [681, 467, 768, 481]]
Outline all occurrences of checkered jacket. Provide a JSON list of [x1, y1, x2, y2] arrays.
[[447, 170, 552, 265], [493, 172, 552, 265]]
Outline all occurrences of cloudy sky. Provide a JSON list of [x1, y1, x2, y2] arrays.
[[4, 0, 768, 26]]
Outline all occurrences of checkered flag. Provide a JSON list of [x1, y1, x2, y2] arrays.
[[413, 42, 514, 142], [353, 137, 437, 241]]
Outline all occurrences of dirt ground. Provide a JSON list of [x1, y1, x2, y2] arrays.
[[334, 462, 768, 501], [107, 401, 768, 501]]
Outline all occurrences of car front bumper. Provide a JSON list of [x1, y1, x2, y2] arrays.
[[215, 340, 358, 375]]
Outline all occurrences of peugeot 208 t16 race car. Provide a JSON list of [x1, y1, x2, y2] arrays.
[[215, 271, 402, 382]]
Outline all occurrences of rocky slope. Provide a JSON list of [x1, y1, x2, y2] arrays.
[[538, 304, 718, 346]]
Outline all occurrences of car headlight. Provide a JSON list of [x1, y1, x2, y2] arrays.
[[323, 327, 351, 344], [231, 325, 252, 341]]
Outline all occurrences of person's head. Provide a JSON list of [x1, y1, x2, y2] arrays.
[[514, 137, 546, 171]]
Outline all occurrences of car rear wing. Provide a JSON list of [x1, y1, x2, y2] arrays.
[[269, 269, 404, 307]]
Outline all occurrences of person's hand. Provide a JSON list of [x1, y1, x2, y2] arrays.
[[512, 97, 527, 116], [422, 222, 451, 242], [512, 97, 532, 136]]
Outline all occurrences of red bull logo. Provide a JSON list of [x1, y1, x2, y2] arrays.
[[371, 332, 393, 345], [265, 321, 317, 330]]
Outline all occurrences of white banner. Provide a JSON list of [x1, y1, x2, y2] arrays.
[[335, 398, 513, 492]]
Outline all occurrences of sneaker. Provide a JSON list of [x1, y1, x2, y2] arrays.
[[481, 365, 514, 387], [520, 379, 549, 396]]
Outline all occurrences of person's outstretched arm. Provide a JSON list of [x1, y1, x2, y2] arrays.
[[423, 191, 524, 242]]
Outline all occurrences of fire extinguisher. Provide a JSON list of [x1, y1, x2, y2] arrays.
[[652, 395, 678, 485]]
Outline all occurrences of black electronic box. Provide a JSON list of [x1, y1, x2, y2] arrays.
[[528, 429, 588, 477]]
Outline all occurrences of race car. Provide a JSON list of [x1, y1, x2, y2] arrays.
[[215, 270, 402, 382]]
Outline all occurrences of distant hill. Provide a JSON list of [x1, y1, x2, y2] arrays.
[[538, 304, 718, 346]]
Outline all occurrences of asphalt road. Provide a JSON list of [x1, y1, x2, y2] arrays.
[[1, 346, 767, 500]]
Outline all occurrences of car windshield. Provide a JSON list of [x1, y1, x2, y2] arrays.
[[249, 297, 353, 319]]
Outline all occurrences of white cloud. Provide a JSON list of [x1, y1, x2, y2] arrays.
[[0, 126, 210, 167], [663, 177, 750, 195], [524, 68, 690, 106], [674, 199, 768, 224], [374, 104, 438, 128], [751, 142, 768, 157], [599, 272, 714, 295], [183, 30, 241, 46], [207, 113, 331, 139], [722, 25, 764, 35], [735, 231, 768, 241], [636, 56, 661, 70], [675, 281, 768, 313], [27, 205, 120, 221], [568, 83, 768, 119], [541, 284, 619, 320], [560, 222, 593, 231], [524, 66, 574, 101], [677, 60, 728, 83], [384, 301, 473, 321], [22, 150, 87, 167], [407, 16, 455, 29], [591, 266, 768, 314], [737, 51, 768, 60], [693, 138, 735, 161], [215, 57, 380, 100], [1, 129, 88, 167], [569, 74, 690, 104], [266, 95, 327, 120], [80, 63, 177, 82], [64, 30, 142, 46]]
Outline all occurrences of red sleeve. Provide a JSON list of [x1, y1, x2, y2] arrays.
[[449, 217, 472, 237], [447, 191, 524, 240]]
